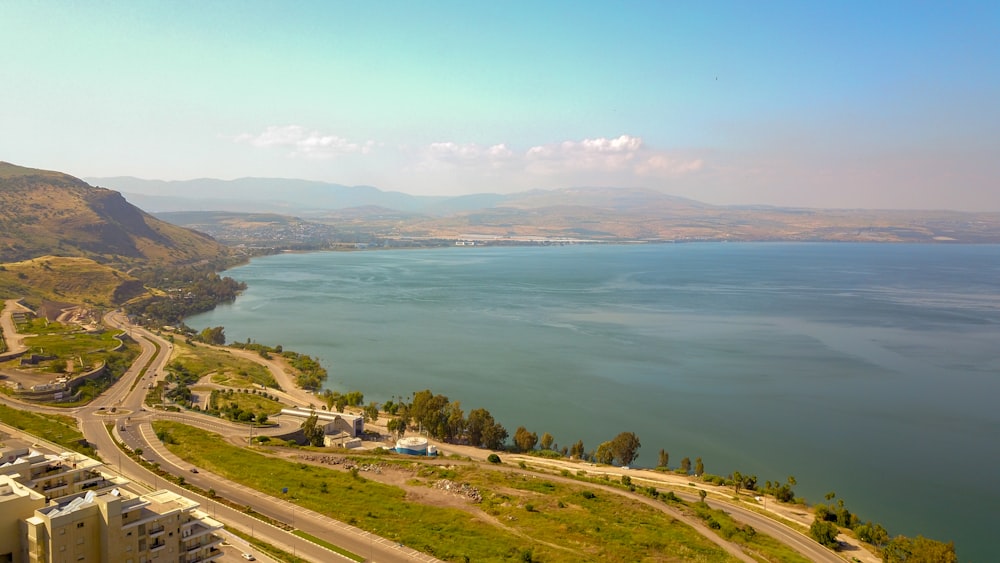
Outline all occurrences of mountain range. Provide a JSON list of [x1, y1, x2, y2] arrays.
[[89, 175, 1000, 244]]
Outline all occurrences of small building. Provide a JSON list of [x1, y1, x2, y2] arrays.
[[280, 407, 364, 438]]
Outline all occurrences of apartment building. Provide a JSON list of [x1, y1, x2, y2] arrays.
[[0, 447, 126, 500], [0, 475, 46, 562], [23, 487, 223, 563]]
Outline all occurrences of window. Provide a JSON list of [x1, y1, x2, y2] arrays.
[[76, 522, 84, 528]]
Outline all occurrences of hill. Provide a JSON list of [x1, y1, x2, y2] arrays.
[[93, 176, 1000, 244], [1, 162, 233, 269], [0, 256, 145, 308]]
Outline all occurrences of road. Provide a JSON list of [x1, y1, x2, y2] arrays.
[[97, 311, 441, 563], [503, 455, 851, 563], [2, 303, 853, 563]]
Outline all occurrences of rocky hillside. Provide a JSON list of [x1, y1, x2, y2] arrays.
[[0, 162, 233, 269]]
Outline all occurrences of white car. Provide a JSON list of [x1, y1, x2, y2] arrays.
[[241, 554, 255, 561]]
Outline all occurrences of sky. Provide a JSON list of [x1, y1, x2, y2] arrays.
[[2, 1, 998, 210]]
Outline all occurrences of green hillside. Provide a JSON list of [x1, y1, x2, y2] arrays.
[[0, 161, 233, 270]]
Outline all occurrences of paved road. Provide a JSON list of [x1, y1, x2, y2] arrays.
[[506, 455, 846, 563], [4, 308, 842, 562], [95, 312, 439, 562]]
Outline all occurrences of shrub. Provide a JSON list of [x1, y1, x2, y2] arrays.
[[487, 453, 501, 464]]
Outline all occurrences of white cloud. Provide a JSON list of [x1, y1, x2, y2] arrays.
[[636, 154, 705, 176], [525, 135, 644, 173], [419, 141, 517, 171], [234, 125, 374, 159], [413, 134, 705, 186]]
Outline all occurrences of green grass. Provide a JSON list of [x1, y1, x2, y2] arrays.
[[292, 530, 364, 562], [171, 340, 277, 388], [209, 389, 286, 416], [0, 403, 97, 458], [0, 256, 138, 306], [153, 421, 741, 563]]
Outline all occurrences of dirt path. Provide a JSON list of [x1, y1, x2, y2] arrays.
[[0, 299, 32, 358]]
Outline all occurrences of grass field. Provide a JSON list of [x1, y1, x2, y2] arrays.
[[0, 256, 138, 306], [0, 403, 97, 458], [153, 421, 741, 562], [169, 340, 277, 388], [208, 388, 286, 417]]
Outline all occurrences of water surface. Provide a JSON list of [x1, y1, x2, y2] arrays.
[[189, 243, 1000, 559]]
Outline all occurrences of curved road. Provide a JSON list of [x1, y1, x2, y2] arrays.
[[2, 303, 847, 562]]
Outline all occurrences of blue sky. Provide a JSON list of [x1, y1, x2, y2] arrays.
[[2, 1, 998, 210]]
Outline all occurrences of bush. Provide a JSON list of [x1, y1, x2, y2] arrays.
[[487, 454, 502, 464]]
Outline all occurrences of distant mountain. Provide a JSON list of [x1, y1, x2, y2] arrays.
[[1, 162, 233, 268], [90, 175, 1000, 244], [88, 176, 470, 215]]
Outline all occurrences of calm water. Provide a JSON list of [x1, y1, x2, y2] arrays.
[[189, 243, 1000, 559]]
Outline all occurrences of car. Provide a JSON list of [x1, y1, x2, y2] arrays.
[[241, 554, 255, 561], [189, 468, 198, 473]]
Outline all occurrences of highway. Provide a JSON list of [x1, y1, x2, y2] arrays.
[[0, 303, 439, 563], [1, 302, 850, 563]]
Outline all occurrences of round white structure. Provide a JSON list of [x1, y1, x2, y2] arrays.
[[395, 436, 429, 456]]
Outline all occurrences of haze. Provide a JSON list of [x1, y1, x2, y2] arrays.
[[2, 1, 998, 211]]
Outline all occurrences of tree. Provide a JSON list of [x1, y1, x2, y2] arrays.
[[320, 389, 339, 411], [694, 457, 704, 476], [679, 457, 691, 474], [256, 412, 268, 425], [610, 432, 641, 467], [410, 389, 450, 439], [466, 408, 492, 447], [49, 358, 68, 373], [444, 401, 465, 441], [698, 489, 707, 503], [363, 402, 380, 423], [594, 441, 615, 465], [387, 417, 407, 439], [658, 449, 669, 469], [569, 440, 585, 460], [855, 521, 889, 547], [809, 517, 840, 548], [482, 420, 508, 451], [513, 427, 538, 452], [199, 326, 226, 345], [733, 471, 743, 495], [300, 412, 325, 446], [540, 432, 554, 450], [882, 535, 956, 563]]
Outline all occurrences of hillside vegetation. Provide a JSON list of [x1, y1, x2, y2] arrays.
[[0, 161, 233, 270], [0, 256, 144, 306]]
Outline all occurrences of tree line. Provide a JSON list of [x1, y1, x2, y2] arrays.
[[125, 272, 246, 325]]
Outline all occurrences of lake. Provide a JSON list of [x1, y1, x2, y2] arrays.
[[188, 243, 1000, 559]]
